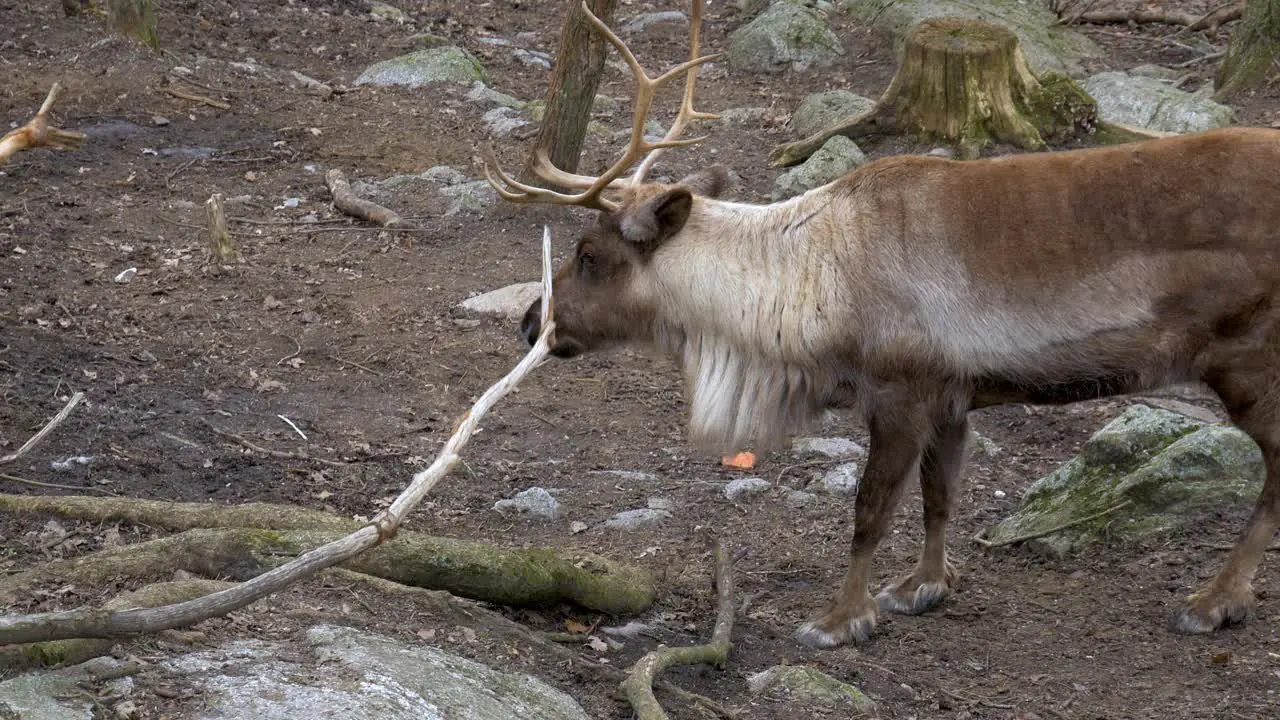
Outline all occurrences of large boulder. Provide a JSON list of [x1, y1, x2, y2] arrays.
[[355, 46, 489, 87], [789, 89, 878, 138], [839, 0, 1102, 76], [728, 0, 845, 74], [1081, 71, 1234, 134], [772, 135, 866, 200], [0, 626, 591, 720], [985, 405, 1264, 557]]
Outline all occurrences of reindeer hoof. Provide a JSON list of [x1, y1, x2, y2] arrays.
[[794, 609, 877, 648], [876, 580, 952, 616], [1172, 588, 1254, 634]]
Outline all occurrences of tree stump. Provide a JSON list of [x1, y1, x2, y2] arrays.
[[770, 17, 1098, 165]]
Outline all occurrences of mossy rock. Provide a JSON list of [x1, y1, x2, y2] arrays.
[[789, 89, 878, 138], [986, 405, 1263, 556], [747, 665, 875, 715], [839, 0, 1101, 77], [355, 46, 489, 87], [728, 0, 845, 74]]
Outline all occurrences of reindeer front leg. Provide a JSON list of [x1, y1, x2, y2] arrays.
[[795, 392, 938, 648]]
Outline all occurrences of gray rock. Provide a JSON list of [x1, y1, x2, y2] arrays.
[[646, 497, 674, 511], [2, 628, 590, 720], [459, 282, 542, 320], [466, 81, 526, 109], [772, 135, 866, 200], [985, 405, 1263, 556], [789, 89, 877, 138], [840, 0, 1101, 77], [604, 508, 673, 530], [621, 11, 689, 35], [720, 106, 770, 126], [792, 436, 865, 458], [482, 106, 530, 138], [493, 487, 560, 520], [421, 165, 469, 187], [355, 46, 489, 87], [784, 489, 818, 508], [1081, 71, 1233, 134], [440, 180, 497, 216], [728, 1, 844, 74], [724, 477, 772, 502], [513, 48, 553, 70], [818, 462, 860, 495], [369, 2, 405, 23], [1129, 64, 1183, 82], [747, 665, 875, 716], [971, 431, 1002, 458]]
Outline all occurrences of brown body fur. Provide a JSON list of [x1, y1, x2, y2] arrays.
[[516, 127, 1280, 647]]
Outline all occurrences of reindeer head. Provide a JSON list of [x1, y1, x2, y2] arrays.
[[484, 0, 722, 359]]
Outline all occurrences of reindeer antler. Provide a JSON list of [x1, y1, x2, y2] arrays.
[[483, 0, 720, 213]]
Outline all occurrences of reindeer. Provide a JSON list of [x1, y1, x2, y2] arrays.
[[483, 0, 1280, 648]]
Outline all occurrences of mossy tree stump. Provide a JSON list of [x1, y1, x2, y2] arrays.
[[770, 17, 1097, 165]]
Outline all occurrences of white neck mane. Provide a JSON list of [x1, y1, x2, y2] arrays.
[[643, 189, 855, 452]]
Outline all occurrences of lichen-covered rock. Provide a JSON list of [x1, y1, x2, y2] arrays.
[[460, 282, 542, 320], [985, 405, 1263, 556], [789, 89, 877, 138], [440, 180, 497, 216], [355, 46, 489, 87], [747, 665, 875, 716], [1081, 71, 1234, 134], [466, 81, 526, 109], [493, 487, 560, 521], [620, 10, 689, 36], [720, 106, 770, 126], [818, 462, 860, 495], [604, 508, 673, 530], [792, 436, 865, 458], [840, 0, 1101, 76], [772, 135, 866, 200], [724, 477, 772, 502], [482, 106, 530, 138], [0, 671, 94, 720], [728, 1, 844, 74]]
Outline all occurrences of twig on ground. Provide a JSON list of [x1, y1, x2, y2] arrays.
[[163, 86, 231, 110], [0, 84, 86, 166], [622, 539, 735, 720], [0, 228, 558, 647], [0, 392, 85, 465], [1172, 50, 1227, 68], [324, 169, 406, 227], [202, 421, 344, 468], [972, 500, 1134, 549], [0, 473, 115, 495], [327, 355, 385, 377]]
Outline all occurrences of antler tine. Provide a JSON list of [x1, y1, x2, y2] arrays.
[[631, 0, 721, 184], [529, 148, 632, 192], [482, 146, 620, 212]]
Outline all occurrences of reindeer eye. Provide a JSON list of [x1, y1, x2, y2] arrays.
[[577, 246, 598, 272]]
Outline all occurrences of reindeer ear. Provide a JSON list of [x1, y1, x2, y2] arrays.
[[678, 165, 730, 199], [620, 187, 693, 253]]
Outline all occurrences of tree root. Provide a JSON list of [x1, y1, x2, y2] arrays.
[[0, 580, 232, 671], [1070, 3, 1244, 32], [0, 84, 86, 166], [0, 501, 655, 619], [621, 540, 735, 720], [324, 169, 407, 227]]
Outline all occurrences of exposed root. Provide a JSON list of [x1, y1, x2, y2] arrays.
[[0, 84, 86, 166], [1070, 2, 1244, 32], [324, 169, 407, 227], [621, 540, 735, 720]]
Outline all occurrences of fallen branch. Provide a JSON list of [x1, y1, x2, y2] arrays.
[[622, 539, 735, 720], [202, 420, 346, 468], [0, 391, 85, 465], [0, 229, 558, 647], [0, 84, 86, 166], [973, 500, 1134, 549], [1070, 2, 1243, 32], [324, 169, 407, 227], [163, 86, 231, 110]]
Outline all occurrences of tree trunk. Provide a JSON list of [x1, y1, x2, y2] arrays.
[[1215, 0, 1280, 101], [521, 0, 618, 188], [770, 17, 1097, 165], [108, 0, 160, 51]]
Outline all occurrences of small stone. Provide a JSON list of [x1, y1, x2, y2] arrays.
[[784, 490, 817, 508], [792, 437, 864, 458], [994, 489, 1007, 499], [493, 487, 560, 521], [621, 10, 689, 36], [724, 477, 771, 502], [719, 106, 769, 126], [452, 318, 481, 329], [459, 282, 542, 320], [420, 165, 468, 187], [465, 81, 526, 109], [604, 508, 672, 531], [152, 115, 170, 126], [772, 135, 867, 200], [482, 106, 530, 138], [512, 48, 552, 70], [971, 432, 1002, 458], [570, 521, 589, 534], [819, 462, 860, 495], [113, 267, 138, 284], [646, 497, 673, 511]]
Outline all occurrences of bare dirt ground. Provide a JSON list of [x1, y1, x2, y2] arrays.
[[2, 0, 1279, 717]]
